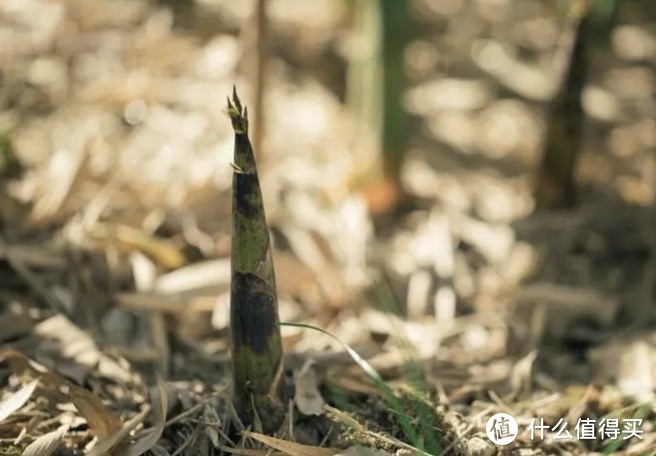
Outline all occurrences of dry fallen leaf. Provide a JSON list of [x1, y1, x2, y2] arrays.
[[121, 377, 169, 456], [336, 447, 393, 456], [22, 424, 69, 456], [89, 222, 185, 269], [0, 350, 67, 389], [202, 404, 221, 448], [244, 431, 338, 456], [154, 258, 231, 293], [0, 379, 39, 423], [294, 359, 325, 416], [69, 383, 123, 439], [86, 405, 150, 456], [35, 315, 133, 383], [0, 306, 34, 343]]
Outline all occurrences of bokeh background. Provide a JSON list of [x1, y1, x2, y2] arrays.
[[1, 0, 655, 454]]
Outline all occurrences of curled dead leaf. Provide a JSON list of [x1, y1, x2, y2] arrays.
[[69, 383, 123, 439]]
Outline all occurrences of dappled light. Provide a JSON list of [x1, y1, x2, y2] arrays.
[[0, 0, 655, 455]]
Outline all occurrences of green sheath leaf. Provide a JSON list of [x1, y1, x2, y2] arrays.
[[227, 88, 284, 433]]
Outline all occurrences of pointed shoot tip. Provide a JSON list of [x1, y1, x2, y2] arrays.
[[232, 86, 243, 113], [226, 87, 248, 134]]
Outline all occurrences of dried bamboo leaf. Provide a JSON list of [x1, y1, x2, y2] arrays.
[[0, 379, 39, 423], [294, 360, 325, 416], [86, 405, 150, 456], [154, 258, 231, 293], [337, 447, 393, 456], [22, 425, 68, 456], [244, 431, 338, 456], [88, 222, 185, 269], [122, 377, 168, 456], [69, 384, 123, 439], [22, 425, 69, 456], [0, 350, 67, 390], [117, 292, 217, 312], [35, 315, 133, 383]]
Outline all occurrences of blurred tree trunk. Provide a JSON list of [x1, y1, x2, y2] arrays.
[[380, 0, 412, 185], [535, 0, 617, 209], [535, 1, 592, 209], [240, 0, 268, 164], [348, 0, 413, 214], [0, 134, 23, 230], [251, 0, 267, 161], [347, 0, 383, 153]]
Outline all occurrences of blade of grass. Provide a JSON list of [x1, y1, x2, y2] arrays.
[[373, 279, 444, 455], [280, 322, 421, 451], [601, 401, 652, 455]]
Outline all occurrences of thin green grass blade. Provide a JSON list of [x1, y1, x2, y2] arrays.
[[280, 322, 422, 451], [373, 279, 444, 455]]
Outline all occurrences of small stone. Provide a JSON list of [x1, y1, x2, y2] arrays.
[[510, 449, 538, 456], [465, 436, 496, 456]]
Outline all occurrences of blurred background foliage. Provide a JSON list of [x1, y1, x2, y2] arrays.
[[0, 0, 655, 453]]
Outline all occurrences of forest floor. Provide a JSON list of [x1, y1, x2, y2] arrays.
[[0, 0, 655, 455]]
